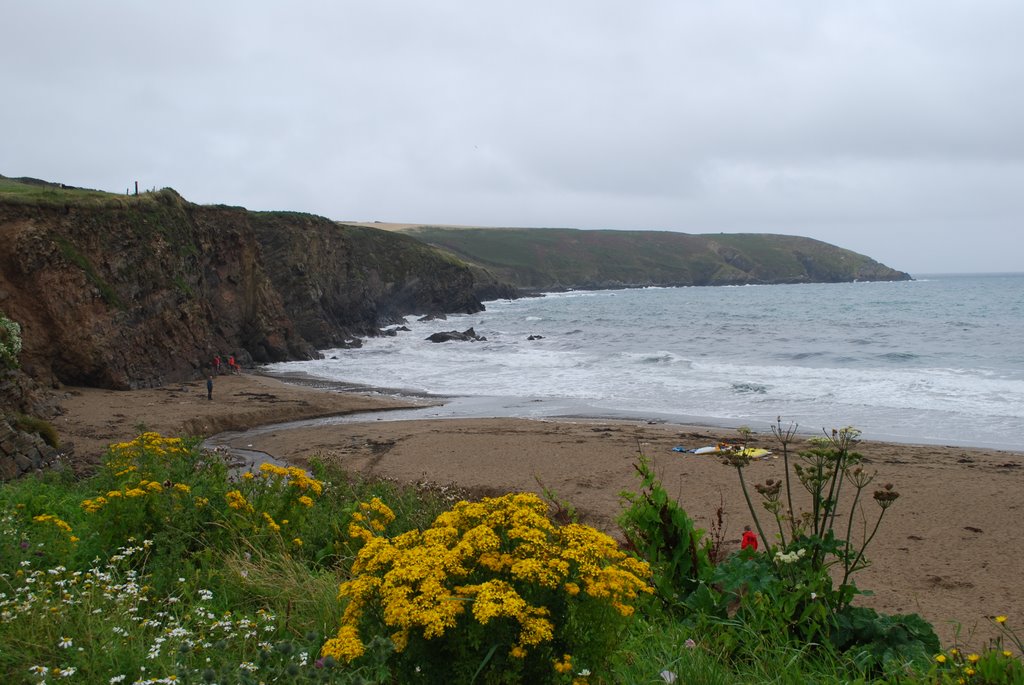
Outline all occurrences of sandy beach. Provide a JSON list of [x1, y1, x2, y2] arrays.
[[52, 372, 1023, 647]]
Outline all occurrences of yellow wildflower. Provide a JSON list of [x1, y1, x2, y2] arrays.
[[391, 629, 409, 653], [936, 654, 947, 663], [996, 615, 1008, 624], [262, 512, 281, 532], [330, 491, 651, 668], [321, 625, 365, 662], [553, 654, 574, 674], [81, 496, 108, 513], [33, 514, 73, 533], [225, 490, 254, 512], [348, 523, 373, 543]]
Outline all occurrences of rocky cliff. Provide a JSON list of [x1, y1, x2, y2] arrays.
[[0, 180, 507, 391]]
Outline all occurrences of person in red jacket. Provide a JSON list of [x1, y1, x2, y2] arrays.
[[741, 525, 758, 551]]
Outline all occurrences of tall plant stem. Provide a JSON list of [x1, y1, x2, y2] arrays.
[[772, 510, 787, 549], [822, 450, 845, 534], [782, 443, 795, 538], [810, 460, 825, 538], [842, 486, 865, 578], [735, 467, 769, 553], [842, 509, 888, 589], [827, 462, 848, 533], [770, 419, 798, 539]]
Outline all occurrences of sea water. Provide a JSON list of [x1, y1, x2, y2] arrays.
[[265, 273, 1024, 451]]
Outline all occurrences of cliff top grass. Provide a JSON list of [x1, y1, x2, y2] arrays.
[[1, 176, 118, 204], [0, 176, 184, 211]]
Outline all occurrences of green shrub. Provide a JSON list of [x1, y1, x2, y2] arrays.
[[618, 454, 712, 605], [0, 311, 21, 369]]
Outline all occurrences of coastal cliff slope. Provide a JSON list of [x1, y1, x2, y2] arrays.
[[1, 175, 910, 394], [392, 225, 912, 290], [0, 178, 503, 390]]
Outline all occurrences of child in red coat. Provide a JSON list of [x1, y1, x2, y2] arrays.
[[741, 525, 758, 551]]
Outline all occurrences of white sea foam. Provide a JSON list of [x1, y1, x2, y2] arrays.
[[267, 274, 1024, 451]]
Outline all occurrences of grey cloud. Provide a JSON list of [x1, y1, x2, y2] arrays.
[[3, 1, 1023, 273]]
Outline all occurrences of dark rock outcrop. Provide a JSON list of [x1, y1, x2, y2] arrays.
[[0, 416, 64, 481], [426, 327, 487, 343]]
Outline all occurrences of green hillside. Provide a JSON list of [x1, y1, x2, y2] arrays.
[[395, 226, 911, 290]]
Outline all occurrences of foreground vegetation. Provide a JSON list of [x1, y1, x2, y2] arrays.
[[1, 429, 1021, 684]]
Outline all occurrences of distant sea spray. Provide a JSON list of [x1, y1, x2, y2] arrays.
[[267, 274, 1024, 452]]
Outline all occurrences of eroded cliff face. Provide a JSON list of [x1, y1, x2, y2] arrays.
[[0, 189, 497, 390], [248, 214, 490, 346]]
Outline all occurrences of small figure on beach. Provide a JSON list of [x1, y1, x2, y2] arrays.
[[213, 355, 221, 375], [206, 375, 213, 401], [741, 525, 758, 551], [228, 355, 239, 375]]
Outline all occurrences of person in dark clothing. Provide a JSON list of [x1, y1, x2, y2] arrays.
[[207, 375, 213, 401], [741, 525, 758, 551]]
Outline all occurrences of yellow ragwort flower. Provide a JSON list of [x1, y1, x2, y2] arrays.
[[262, 512, 281, 532], [225, 490, 254, 512], [321, 625, 365, 662]]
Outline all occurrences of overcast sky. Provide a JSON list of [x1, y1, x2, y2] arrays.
[[4, 2, 1022, 274]]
